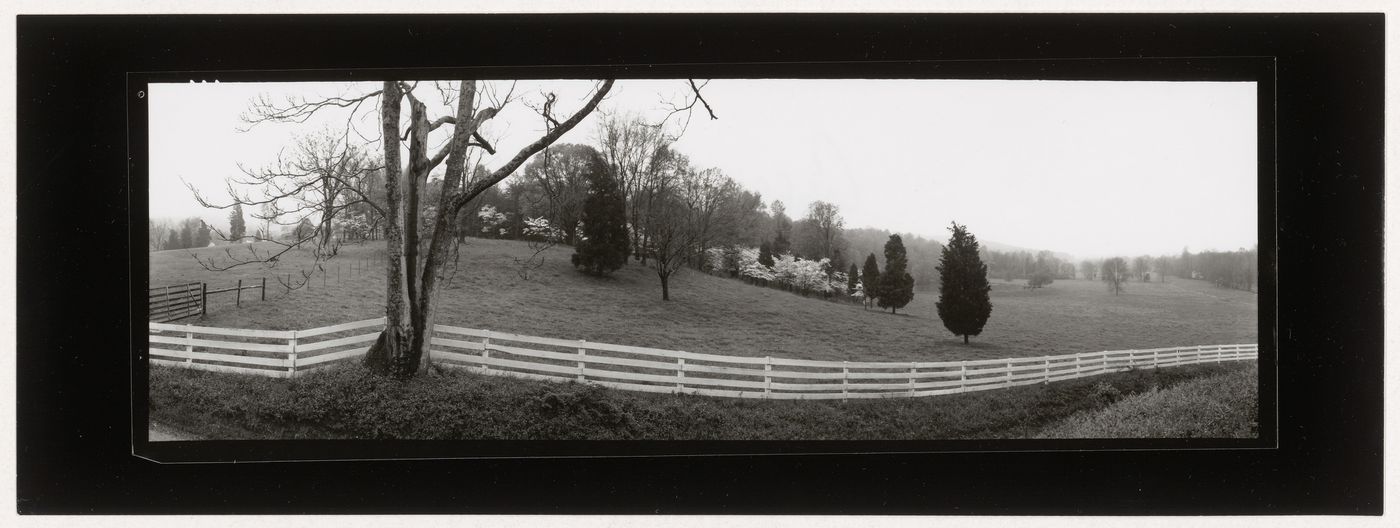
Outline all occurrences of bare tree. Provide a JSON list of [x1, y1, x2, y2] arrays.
[[1132, 255, 1152, 282], [186, 128, 381, 284], [149, 219, 173, 251], [1102, 257, 1129, 295], [198, 79, 714, 378], [517, 143, 597, 245], [1078, 259, 1098, 281], [804, 200, 844, 260], [681, 168, 741, 267]]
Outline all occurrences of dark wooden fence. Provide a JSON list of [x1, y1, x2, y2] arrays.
[[205, 278, 266, 308], [149, 282, 204, 322]]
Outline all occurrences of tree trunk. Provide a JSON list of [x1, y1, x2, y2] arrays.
[[963, 335, 969, 344], [364, 80, 420, 378], [660, 273, 670, 300]]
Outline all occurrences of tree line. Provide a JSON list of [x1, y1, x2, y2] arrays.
[[1076, 245, 1259, 294], [149, 217, 212, 251]]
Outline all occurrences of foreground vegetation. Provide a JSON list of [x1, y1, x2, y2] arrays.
[[149, 362, 1254, 440], [151, 238, 1258, 364], [1036, 364, 1259, 439]]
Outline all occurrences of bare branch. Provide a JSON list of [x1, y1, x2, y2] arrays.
[[451, 80, 615, 214]]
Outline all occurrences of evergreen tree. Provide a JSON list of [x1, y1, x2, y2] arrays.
[[193, 221, 212, 248], [877, 234, 915, 314], [936, 222, 993, 344], [830, 248, 845, 279], [861, 253, 881, 310], [847, 262, 859, 293], [571, 153, 630, 275], [228, 204, 246, 241], [292, 217, 316, 241], [758, 241, 775, 267], [178, 222, 193, 249]]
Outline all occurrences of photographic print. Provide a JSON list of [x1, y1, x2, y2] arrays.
[[144, 76, 1261, 443], [19, 10, 1384, 516]]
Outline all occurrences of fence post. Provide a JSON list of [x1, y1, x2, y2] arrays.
[[959, 363, 967, 392], [287, 330, 299, 378], [842, 361, 850, 402], [1153, 349, 1159, 369], [676, 357, 686, 392], [764, 357, 773, 398], [1073, 354, 1082, 378], [261, 277, 266, 301], [908, 362, 916, 396], [235, 279, 243, 307], [184, 324, 194, 364], [200, 283, 207, 316], [1005, 360, 1013, 387], [577, 340, 587, 383], [481, 336, 492, 375], [1043, 357, 1050, 383]]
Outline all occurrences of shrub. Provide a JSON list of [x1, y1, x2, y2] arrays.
[[1028, 272, 1055, 288], [1089, 381, 1123, 406]]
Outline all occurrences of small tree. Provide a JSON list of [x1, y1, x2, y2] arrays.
[[758, 240, 775, 267], [1102, 257, 1129, 295], [292, 217, 316, 241], [877, 234, 915, 314], [1078, 260, 1098, 281], [571, 153, 630, 275], [1028, 271, 1055, 289], [228, 204, 246, 241], [936, 222, 992, 344], [847, 262, 860, 298], [861, 253, 881, 310]]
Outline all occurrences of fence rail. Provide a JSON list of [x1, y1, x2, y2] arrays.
[[148, 319, 1259, 400]]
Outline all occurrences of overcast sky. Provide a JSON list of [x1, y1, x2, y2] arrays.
[[149, 78, 1256, 259]]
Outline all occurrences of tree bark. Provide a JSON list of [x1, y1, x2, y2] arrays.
[[963, 334, 969, 344], [364, 80, 418, 378]]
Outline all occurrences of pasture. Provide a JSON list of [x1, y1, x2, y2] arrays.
[[149, 237, 1258, 364]]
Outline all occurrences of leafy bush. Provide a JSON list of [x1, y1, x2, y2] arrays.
[[1089, 381, 1122, 406], [1028, 272, 1055, 289]]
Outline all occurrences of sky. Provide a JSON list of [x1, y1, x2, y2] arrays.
[[148, 78, 1256, 259]]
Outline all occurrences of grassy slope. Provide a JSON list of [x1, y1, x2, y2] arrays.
[[151, 238, 1258, 363], [149, 361, 1252, 440], [1034, 364, 1259, 439]]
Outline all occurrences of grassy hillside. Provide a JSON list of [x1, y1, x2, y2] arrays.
[[150, 237, 1257, 363], [1035, 364, 1258, 438], [149, 361, 1251, 440]]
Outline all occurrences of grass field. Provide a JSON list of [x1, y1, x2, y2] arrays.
[[148, 360, 1253, 440], [149, 237, 1258, 363]]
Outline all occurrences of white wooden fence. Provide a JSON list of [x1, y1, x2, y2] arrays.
[[148, 318, 1259, 400]]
